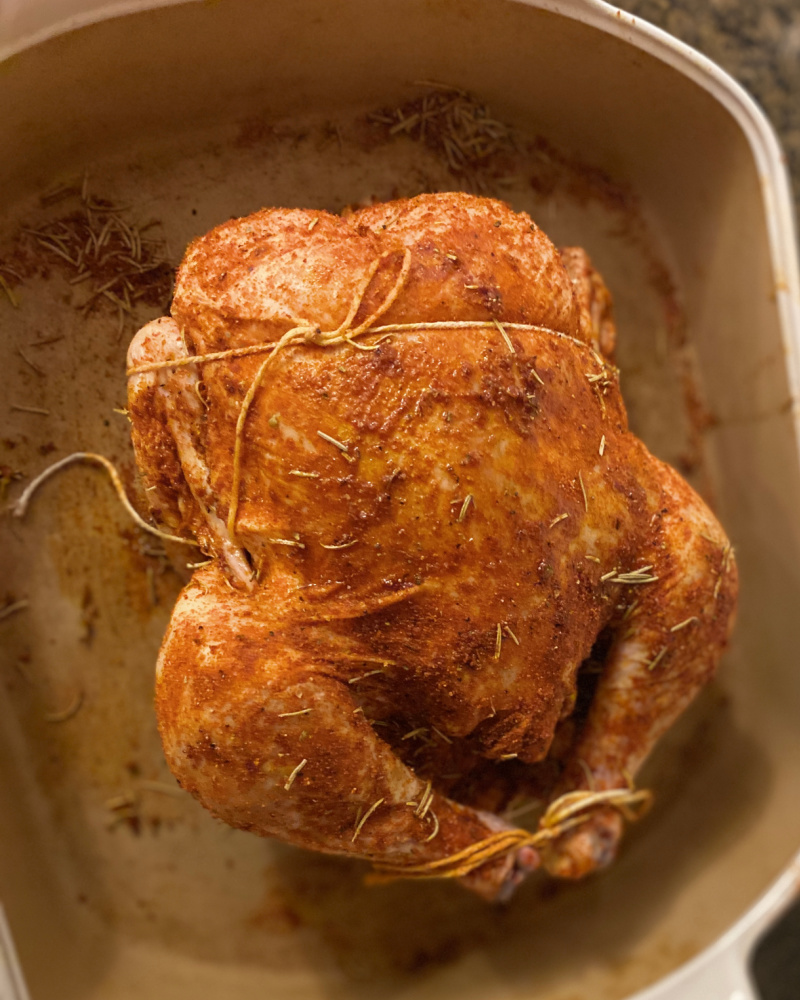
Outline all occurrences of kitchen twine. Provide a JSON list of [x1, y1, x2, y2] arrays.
[[19, 248, 643, 882], [368, 786, 653, 882]]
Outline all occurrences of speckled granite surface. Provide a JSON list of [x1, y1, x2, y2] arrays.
[[616, 0, 800, 217]]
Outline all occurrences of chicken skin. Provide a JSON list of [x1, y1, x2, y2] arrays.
[[127, 193, 737, 901]]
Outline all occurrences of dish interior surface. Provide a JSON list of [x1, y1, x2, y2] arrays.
[[1, 2, 799, 999]]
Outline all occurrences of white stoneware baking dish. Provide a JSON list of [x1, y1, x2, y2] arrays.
[[1, 2, 798, 999]]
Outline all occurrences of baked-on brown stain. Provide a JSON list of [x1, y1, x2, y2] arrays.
[[127, 193, 737, 901]]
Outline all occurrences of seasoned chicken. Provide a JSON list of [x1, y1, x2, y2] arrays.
[[127, 193, 737, 901]]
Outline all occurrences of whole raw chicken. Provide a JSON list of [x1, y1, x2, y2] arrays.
[[127, 193, 737, 901]]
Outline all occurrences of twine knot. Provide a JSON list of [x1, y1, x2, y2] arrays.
[[303, 326, 324, 345]]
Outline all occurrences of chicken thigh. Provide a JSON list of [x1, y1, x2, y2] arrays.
[[127, 193, 737, 901]]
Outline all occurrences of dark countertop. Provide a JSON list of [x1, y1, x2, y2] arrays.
[[617, 0, 800, 218]]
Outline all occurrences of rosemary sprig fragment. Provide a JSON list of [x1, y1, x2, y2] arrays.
[[670, 616, 698, 632], [578, 471, 588, 511], [608, 566, 659, 585], [266, 537, 305, 549], [415, 781, 434, 819], [493, 622, 503, 660], [352, 797, 385, 841], [424, 811, 440, 842], [11, 404, 50, 416], [0, 599, 29, 623], [317, 430, 351, 454], [348, 669, 385, 685], [622, 599, 640, 622], [320, 538, 358, 550], [458, 493, 474, 523], [284, 759, 307, 791], [18, 349, 45, 376], [0, 274, 20, 308], [529, 365, 545, 386], [492, 318, 515, 353], [714, 543, 735, 598]]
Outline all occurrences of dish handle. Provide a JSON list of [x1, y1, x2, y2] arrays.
[[632, 852, 800, 1000]]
